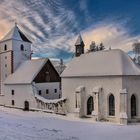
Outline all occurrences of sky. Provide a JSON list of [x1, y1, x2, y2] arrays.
[[0, 0, 140, 61]]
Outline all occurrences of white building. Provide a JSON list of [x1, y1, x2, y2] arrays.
[[61, 35, 140, 124], [0, 25, 66, 113]]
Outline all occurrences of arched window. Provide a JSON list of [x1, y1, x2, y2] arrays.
[[109, 94, 115, 116], [24, 101, 29, 111], [20, 44, 24, 51], [4, 44, 7, 51], [131, 94, 137, 117], [87, 96, 94, 115]]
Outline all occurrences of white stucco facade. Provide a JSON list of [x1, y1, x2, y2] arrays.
[[62, 76, 123, 123], [0, 25, 63, 113], [61, 50, 140, 124], [3, 84, 37, 109], [35, 82, 61, 99]]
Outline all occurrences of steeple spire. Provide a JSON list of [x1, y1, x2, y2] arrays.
[[1, 24, 32, 43], [75, 34, 85, 57]]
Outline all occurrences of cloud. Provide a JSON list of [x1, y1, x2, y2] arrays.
[[80, 23, 140, 52], [0, 0, 139, 62], [79, 0, 91, 23], [0, 0, 81, 61]]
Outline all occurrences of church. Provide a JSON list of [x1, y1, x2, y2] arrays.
[[61, 35, 140, 124], [0, 24, 66, 114]]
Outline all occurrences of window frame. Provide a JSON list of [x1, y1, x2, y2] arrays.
[[11, 90, 14, 95], [46, 89, 49, 94], [38, 90, 42, 95], [12, 100, 15, 106], [54, 89, 57, 93], [4, 44, 7, 51], [108, 94, 115, 116], [20, 44, 24, 51]]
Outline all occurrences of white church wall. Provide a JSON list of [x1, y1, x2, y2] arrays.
[[0, 40, 12, 52], [0, 40, 13, 89], [122, 76, 140, 121], [0, 51, 12, 82], [0, 51, 12, 97], [62, 76, 122, 123], [3, 84, 37, 109], [35, 82, 61, 99], [0, 95, 5, 105], [12, 40, 31, 71]]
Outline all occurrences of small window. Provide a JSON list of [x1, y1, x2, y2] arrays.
[[5, 74, 7, 78], [5, 64, 7, 67], [109, 94, 115, 116], [59, 94, 61, 98], [11, 90, 14, 95], [5, 56, 7, 59], [38, 90, 42, 95], [46, 89, 49, 94], [20, 44, 24, 51], [4, 44, 7, 51], [12, 100, 15, 106], [131, 94, 137, 117], [54, 89, 57, 93]]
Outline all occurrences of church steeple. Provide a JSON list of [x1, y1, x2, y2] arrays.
[[1, 24, 32, 43], [0, 24, 32, 74], [75, 34, 85, 57]]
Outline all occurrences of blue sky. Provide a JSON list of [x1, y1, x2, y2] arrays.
[[0, 0, 140, 61]]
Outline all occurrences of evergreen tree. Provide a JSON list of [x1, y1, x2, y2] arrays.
[[99, 42, 105, 50], [89, 41, 96, 52]]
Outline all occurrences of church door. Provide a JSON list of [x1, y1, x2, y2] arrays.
[[87, 96, 94, 115], [131, 95, 136, 117], [24, 101, 29, 111]]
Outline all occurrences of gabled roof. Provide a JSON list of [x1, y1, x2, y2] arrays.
[[75, 34, 85, 46], [61, 49, 140, 77], [4, 59, 48, 84], [1, 24, 32, 43]]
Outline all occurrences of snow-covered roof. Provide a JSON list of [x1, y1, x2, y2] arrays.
[[4, 59, 48, 84], [61, 49, 140, 77], [75, 35, 85, 46], [0, 24, 32, 43], [51, 60, 66, 75]]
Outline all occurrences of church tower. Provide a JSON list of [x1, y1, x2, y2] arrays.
[[75, 34, 85, 57], [0, 24, 32, 93]]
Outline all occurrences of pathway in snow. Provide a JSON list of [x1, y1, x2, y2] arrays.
[[0, 107, 140, 140]]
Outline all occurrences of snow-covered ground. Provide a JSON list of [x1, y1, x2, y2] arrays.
[[0, 107, 140, 140]]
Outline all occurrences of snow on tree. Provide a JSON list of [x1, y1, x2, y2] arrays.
[[89, 41, 96, 52], [89, 41, 105, 52], [132, 41, 140, 63]]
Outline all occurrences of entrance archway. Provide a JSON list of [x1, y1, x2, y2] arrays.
[[87, 96, 94, 115], [131, 95, 136, 117], [24, 101, 29, 111]]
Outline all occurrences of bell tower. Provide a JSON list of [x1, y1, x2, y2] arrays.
[[75, 34, 85, 57], [0, 24, 32, 93]]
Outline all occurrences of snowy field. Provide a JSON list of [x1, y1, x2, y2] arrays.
[[0, 107, 140, 140]]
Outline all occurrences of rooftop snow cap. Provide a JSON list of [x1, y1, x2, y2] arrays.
[[4, 59, 48, 84], [61, 49, 140, 77], [0, 24, 32, 43], [75, 34, 85, 46]]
